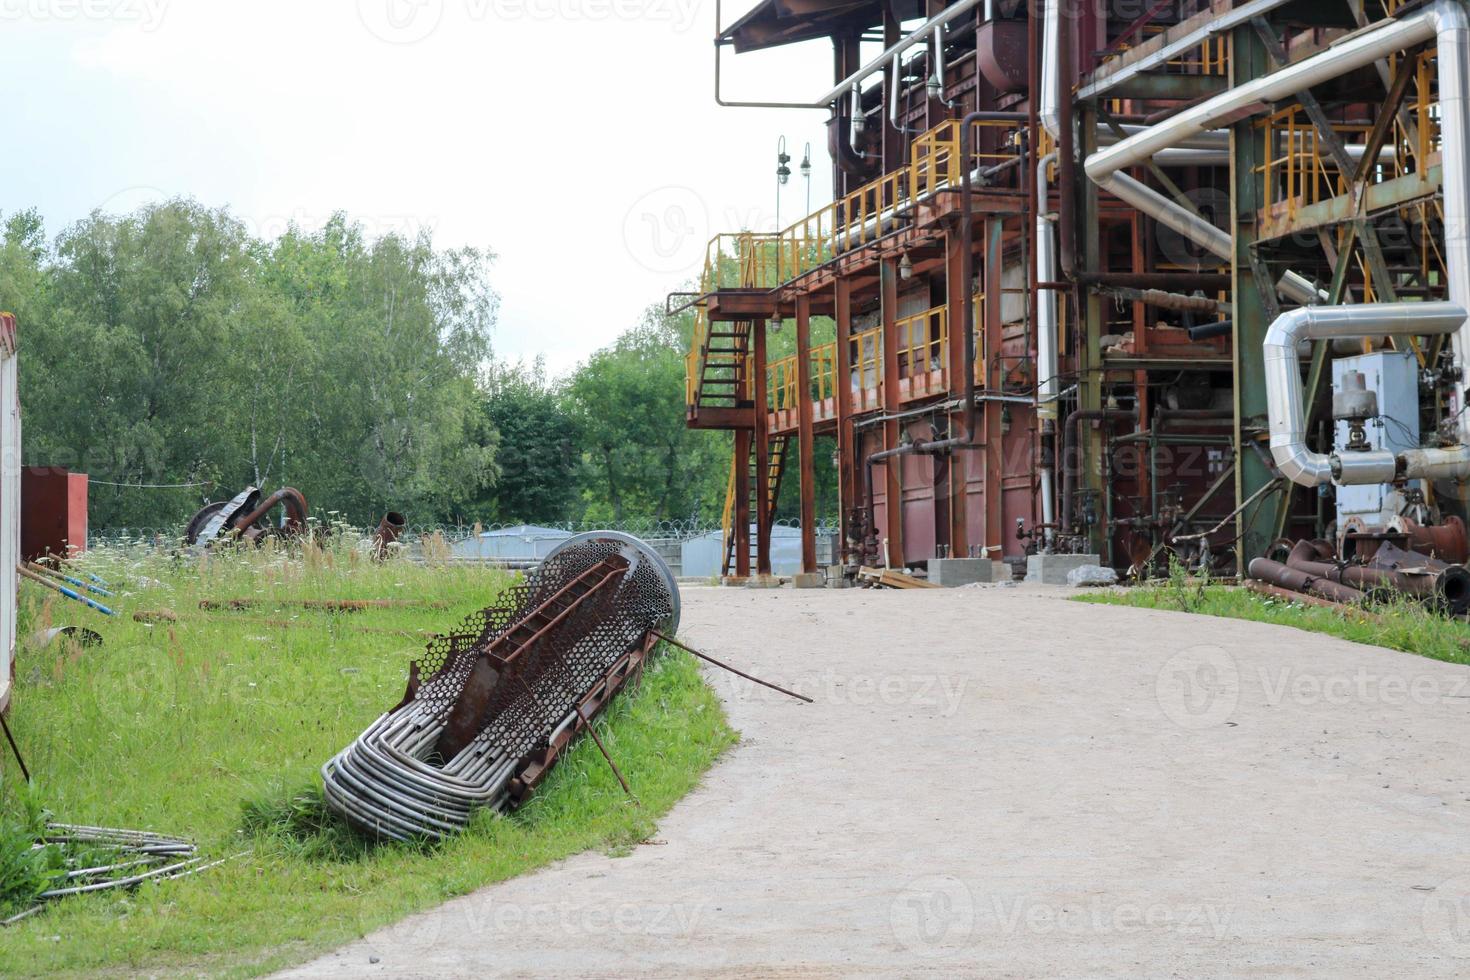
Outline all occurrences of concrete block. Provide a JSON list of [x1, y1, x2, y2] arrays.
[[992, 560, 1013, 582], [745, 575, 785, 590], [792, 571, 825, 589], [1025, 554, 1102, 585], [825, 566, 850, 589], [929, 557, 993, 587]]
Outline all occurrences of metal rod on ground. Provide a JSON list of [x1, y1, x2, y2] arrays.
[[17, 566, 117, 616], [0, 711, 30, 782], [650, 630, 814, 703], [27, 562, 114, 597], [583, 715, 636, 802]]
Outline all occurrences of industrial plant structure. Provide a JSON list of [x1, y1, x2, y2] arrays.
[[683, 0, 1470, 591]]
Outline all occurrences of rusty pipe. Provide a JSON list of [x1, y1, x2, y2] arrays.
[[1060, 409, 1132, 534], [1247, 557, 1368, 606], [1393, 516, 1469, 564], [233, 487, 308, 537], [1285, 540, 1470, 612]]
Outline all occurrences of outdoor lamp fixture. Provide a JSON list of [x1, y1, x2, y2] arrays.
[[771, 312, 784, 332], [927, 73, 941, 100], [800, 142, 812, 214], [776, 136, 792, 186], [899, 252, 914, 280]]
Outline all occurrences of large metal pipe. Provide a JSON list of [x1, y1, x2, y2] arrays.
[[816, 0, 983, 106], [1036, 152, 1059, 422], [1247, 557, 1369, 605], [1263, 301, 1466, 487], [1086, 1, 1470, 325], [1284, 539, 1470, 612], [1077, 0, 1296, 100]]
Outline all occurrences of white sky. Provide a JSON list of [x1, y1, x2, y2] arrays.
[[0, 0, 839, 375]]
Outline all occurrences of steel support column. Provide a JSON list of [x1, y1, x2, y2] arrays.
[[983, 217, 1005, 554], [795, 295, 817, 573], [881, 258, 904, 565], [1230, 26, 1282, 571], [945, 227, 969, 555], [734, 427, 751, 578], [1079, 104, 1105, 551], [834, 277, 856, 564], [753, 318, 772, 577]]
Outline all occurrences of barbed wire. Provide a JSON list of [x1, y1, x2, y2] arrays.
[[86, 515, 842, 549]]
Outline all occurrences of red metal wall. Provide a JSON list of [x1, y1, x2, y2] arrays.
[[22, 468, 88, 561]]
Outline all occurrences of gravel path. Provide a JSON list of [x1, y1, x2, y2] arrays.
[[281, 584, 1470, 978]]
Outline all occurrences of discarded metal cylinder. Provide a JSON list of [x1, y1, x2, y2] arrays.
[[33, 625, 103, 649], [1393, 516, 1469, 565], [371, 512, 406, 561], [184, 486, 308, 547], [1247, 557, 1367, 606], [321, 531, 679, 840]]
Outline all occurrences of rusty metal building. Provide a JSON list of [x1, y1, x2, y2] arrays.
[[683, 0, 1470, 583]]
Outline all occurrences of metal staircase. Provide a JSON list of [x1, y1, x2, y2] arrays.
[[720, 434, 790, 577]]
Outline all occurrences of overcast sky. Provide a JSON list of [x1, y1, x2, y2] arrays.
[[0, 0, 839, 374]]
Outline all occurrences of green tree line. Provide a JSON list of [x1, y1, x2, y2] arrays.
[[0, 199, 742, 531]]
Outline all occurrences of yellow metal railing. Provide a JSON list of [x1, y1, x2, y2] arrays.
[[768, 353, 800, 412], [850, 325, 883, 412], [764, 340, 841, 418], [686, 119, 1026, 407], [812, 342, 836, 409], [895, 306, 947, 384], [1256, 109, 1375, 224], [1127, 22, 1229, 75]]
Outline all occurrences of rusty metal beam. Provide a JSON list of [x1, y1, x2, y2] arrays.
[[834, 277, 856, 565], [795, 295, 817, 573], [945, 226, 969, 556], [983, 217, 1004, 555], [753, 319, 772, 577], [880, 258, 903, 565], [1258, 167, 1441, 242]]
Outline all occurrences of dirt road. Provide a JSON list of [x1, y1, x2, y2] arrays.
[[282, 585, 1470, 977]]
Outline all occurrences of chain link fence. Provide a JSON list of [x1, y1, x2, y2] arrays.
[[87, 517, 843, 577]]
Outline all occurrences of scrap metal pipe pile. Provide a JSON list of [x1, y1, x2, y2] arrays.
[[322, 532, 679, 840]]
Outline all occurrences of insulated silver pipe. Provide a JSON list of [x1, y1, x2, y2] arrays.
[[1085, 5, 1450, 178], [1264, 302, 1467, 487], [1036, 151, 1059, 421], [1084, 2, 1470, 318], [816, 0, 984, 106], [1040, 0, 1061, 138], [1077, 0, 1295, 100]]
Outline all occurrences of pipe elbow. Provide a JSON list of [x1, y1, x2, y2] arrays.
[[1430, 0, 1470, 35], [1271, 441, 1333, 487]]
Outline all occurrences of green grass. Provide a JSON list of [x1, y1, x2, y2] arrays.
[[0, 538, 737, 977], [1075, 569, 1470, 666]]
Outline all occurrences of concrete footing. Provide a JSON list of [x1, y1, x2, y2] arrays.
[[745, 575, 785, 590], [792, 572, 825, 589], [929, 557, 993, 587], [1025, 554, 1102, 585]]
